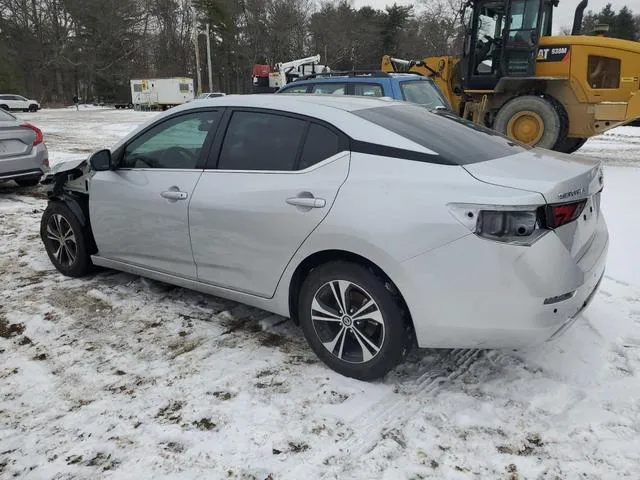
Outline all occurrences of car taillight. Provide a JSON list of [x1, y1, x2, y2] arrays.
[[21, 123, 43, 146], [448, 204, 548, 246], [477, 210, 539, 239], [546, 200, 587, 229]]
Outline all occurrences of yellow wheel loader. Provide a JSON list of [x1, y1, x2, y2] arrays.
[[382, 0, 640, 152]]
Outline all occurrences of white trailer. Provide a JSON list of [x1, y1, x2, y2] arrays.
[[130, 77, 195, 110]]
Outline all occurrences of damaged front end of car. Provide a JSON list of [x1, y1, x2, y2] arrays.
[[40, 156, 98, 254]]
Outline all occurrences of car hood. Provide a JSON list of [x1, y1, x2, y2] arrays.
[[462, 148, 604, 203]]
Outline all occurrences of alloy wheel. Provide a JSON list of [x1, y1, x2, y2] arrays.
[[45, 214, 78, 267], [311, 280, 386, 363]]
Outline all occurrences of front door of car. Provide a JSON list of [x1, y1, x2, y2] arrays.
[[13, 96, 29, 110], [89, 109, 222, 278], [189, 109, 350, 297]]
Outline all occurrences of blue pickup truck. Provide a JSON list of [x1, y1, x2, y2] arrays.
[[276, 71, 451, 111]]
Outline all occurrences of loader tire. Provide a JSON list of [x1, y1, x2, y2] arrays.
[[555, 137, 588, 154], [494, 95, 562, 149]]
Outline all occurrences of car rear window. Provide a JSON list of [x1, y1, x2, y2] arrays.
[[353, 104, 528, 165], [400, 80, 449, 109], [0, 109, 16, 121]]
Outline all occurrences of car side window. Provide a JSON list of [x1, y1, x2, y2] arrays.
[[299, 124, 343, 170], [281, 84, 311, 94], [120, 111, 220, 169], [217, 111, 306, 171], [353, 84, 384, 97], [311, 84, 346, 95]]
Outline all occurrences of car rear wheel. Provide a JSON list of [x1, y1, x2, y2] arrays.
[[41, 202, 92, 277], [494, 95, 562, 149], [298, 261, 410, 380], [15, 177, 41, 187]]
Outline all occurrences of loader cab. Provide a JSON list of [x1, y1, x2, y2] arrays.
[[462, 0, 555, 90]]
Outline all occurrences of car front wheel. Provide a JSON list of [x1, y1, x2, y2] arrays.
[[41, 202, 92, 277], [298, 261, 411, 380]]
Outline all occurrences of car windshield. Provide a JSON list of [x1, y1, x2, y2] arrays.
[[353, 104, 528, 165], [196, 93, 210, 99], [400, 80, 450, 110], [0, 109, 16, 121]]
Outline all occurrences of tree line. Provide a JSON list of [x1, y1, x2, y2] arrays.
[[0, 0, 637, 105], [581, 3, 639, 40]]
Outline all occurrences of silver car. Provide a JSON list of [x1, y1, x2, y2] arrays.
[[40, 95, 608, 380], [0, 109, 48, 186]]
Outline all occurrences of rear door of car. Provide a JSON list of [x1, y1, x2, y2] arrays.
[[0, 95, 18, 110], [311, 83, 347, 95], [89, 108, 222, 278], [279, 83, 313, 94], [189, 108, 350, 297], [348, 81, 387, 98]]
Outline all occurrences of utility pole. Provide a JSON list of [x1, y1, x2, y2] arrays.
[[205, 23, 213, 92], [194, 35, 202, 95], [189, 0, 204, 95]]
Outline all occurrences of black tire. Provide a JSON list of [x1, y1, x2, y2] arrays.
[[15, 177, 41, 187], [554, 137, 588, 154], [298, 261, 410, 380], [0, 104, 8, 111], [40, 202, 92, 277], [28, 105, 38, 112], [494, 95, 562, 149]]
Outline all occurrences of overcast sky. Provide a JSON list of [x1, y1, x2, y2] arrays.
[[352, 0, 640, 33]]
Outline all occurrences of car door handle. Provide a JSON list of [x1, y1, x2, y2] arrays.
[[160, 189, 188, 201], [286, 196, 326, 208]]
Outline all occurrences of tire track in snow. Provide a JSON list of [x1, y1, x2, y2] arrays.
[[286, 348, 484, 477]]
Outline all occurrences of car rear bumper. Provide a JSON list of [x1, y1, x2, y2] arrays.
[[0, 168, 44, 181], [0, 144, 48, 181], [400, 213, 609, 349]]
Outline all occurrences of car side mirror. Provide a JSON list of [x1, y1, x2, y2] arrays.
[[89, 149, 112, 171]]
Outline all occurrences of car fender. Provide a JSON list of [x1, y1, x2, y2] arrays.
[[48, 192, 89, 227], [272, 229, 415, 320], [42, 159, 93, 223]]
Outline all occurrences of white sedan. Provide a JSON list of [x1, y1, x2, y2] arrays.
[[0, 94, 41, 112], [39, 95, 608, 380]]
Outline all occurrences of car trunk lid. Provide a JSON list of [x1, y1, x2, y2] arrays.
[[463, 149, 604, 263], [0, 122, 35, 161]]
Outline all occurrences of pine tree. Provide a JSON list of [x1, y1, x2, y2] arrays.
[[613, 6, 638, 41]]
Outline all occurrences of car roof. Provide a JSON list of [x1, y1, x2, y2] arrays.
[[285, 73, 429, 85], [115, 94, 436, 155], [177, 93, 400, 113]]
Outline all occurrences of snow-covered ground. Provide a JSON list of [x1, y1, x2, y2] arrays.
[[1, 109, 639, 479]]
